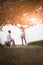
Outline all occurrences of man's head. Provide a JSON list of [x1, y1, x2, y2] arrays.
[[8, 30, 11, 33]]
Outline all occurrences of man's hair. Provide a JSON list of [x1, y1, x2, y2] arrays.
[[8, 30, 11, 33]]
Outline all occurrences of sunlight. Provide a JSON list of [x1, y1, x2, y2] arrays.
[[30, 17, 38, 23]]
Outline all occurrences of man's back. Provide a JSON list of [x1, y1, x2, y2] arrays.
[[7, 34, 12, 42]]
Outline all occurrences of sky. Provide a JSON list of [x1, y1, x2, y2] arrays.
[[0, 24, 43, 45]]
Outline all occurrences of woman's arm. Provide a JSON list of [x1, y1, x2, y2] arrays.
[[15, 24, 20, 28], [25, 23, 37, 29]]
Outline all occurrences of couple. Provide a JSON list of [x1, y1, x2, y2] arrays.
[[7, 26, 27, 46], [7, 23, 35, 46]]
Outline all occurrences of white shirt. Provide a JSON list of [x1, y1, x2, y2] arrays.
[[7, 34, 12, 42]]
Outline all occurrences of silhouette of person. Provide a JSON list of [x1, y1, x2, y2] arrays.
[[7, 30, 15, 47]]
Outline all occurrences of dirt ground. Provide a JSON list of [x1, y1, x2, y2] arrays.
[[0, 45, 43, 65]]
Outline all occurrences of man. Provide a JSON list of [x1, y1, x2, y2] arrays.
[[7, 30, 15, 47]]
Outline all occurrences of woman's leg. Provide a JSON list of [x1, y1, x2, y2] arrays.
[[21, 38, 24, 46], [24, 37, 27, 44]]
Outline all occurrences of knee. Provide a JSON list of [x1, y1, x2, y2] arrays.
[[12, 39, 14, 41]]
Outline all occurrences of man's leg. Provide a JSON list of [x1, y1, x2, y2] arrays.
[[13, 39, 15, 46], [10, 39, 15, 47]]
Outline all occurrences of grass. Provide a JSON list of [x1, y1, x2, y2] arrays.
[[28, 40, 43, 45], [0, 42, 43, 65]]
